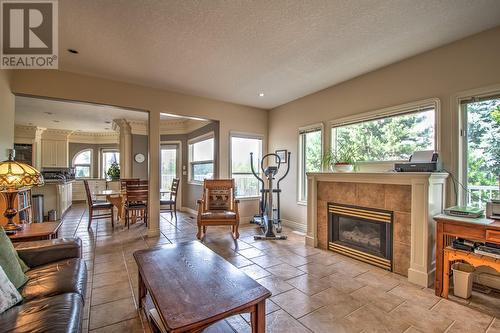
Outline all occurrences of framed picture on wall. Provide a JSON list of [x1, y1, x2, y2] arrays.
[[275, 149, 287, 164]]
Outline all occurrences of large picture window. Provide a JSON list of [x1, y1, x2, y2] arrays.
[[331, 108, 435, 162], [461, 95, 500, 207], [188, 135, 214, 183], [101, 150, 120, 179], [298, 127, 322, 202], [73, 149, 92, 178], [230, 135, 262, 198]]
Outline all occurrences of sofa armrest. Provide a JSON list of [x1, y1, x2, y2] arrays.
[[14, 238, 82, 268]]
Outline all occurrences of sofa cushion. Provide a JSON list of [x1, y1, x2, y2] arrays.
[[20, 258, 87, 302], [0, 293, 83, 333], [0, 265, 22, 314], [0, 228, 28, 289]]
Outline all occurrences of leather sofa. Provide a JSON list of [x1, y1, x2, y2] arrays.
[[1, 238, 87, 333]]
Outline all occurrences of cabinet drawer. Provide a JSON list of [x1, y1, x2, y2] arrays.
[[486, 229, 500, 244]]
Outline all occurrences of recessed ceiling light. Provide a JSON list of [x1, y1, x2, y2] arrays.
[[67, 49, 79, 54], [53, 120, 60, 123], [258, 93, 265, 97], [45, 112, 53, 115], [105, 121, 111, 124]]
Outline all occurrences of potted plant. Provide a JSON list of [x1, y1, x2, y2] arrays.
[[323, 145, 358, 172], [107, 162, 120, 180]]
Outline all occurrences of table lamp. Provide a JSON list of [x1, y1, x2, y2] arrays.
[[0, 149, 44, 233]]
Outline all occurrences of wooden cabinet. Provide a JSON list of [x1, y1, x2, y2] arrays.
[[58, 182, 72, 216], [73, 180, 121, 202], [107, 180, 120, 191], [42, 140, 68, 168], [72, 181, 86, 202]]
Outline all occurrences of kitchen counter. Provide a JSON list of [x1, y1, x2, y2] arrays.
[[43, 179, 76, 184], [32, 181, 73, 219]]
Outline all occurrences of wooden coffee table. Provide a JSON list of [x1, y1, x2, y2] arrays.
[[7, 221, 62, 243], [134, 241, 271, 332]]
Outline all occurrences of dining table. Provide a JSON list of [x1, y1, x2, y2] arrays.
[[94, 189, 125, 221]]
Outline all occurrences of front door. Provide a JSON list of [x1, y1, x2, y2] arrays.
[[160, 143, 181, 207]]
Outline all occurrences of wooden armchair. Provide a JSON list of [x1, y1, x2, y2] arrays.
[[196, 179, 240, 240]]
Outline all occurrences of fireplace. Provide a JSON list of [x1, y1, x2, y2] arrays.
[[328, 203, 393, 271]]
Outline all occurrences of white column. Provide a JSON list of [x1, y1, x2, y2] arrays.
[[115, 119, 132, 178], [147, 111, 160, 237]]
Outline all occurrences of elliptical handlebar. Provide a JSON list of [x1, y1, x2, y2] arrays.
[[250, 152, 264, 188], [260, 153, 281, 175]]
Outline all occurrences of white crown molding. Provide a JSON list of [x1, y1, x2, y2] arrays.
[[41, 128, 74, 140], [126, 119, 208, 135], [14, 125, 46, 140], [69, 131, 119, 144]]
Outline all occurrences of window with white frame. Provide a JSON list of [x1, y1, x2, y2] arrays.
[[298, 127, 322, 202], [188, 135, 214, 183], [331, 106, 436, 162], [101, 149, 120, 179], [230, 135, 262, 198], [461, 94, 500, 207], [73, 149, 92, 178]]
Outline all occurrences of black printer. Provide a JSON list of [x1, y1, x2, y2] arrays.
[[394, 151, 442, 172]]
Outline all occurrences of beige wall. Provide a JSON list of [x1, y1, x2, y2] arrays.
[[10, 69, 268, 224], [0, 70, 15, 160], [268, 26, 500, 228]]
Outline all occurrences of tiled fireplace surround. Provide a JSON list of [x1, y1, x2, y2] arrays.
[[317, 182, 412, 276], [306, 172, 448, 287]]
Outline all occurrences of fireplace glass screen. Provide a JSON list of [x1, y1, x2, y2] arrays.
[[328, 203, 393, 270], [337, 216, 386, 258]]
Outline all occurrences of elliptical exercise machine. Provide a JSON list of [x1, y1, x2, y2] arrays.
[[250, 152, 291, 240]]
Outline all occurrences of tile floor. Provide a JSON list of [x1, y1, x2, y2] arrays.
[[58, 204, 500, 333]]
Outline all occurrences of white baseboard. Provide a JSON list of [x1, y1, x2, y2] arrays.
[[281, 218, 307, 233], [180, 207, 197, 215]]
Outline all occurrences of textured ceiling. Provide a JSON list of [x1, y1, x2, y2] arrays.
[[58, 0, 500, 109]]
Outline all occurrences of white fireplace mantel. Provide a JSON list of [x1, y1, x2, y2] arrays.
[[306, 172, 448, 287]]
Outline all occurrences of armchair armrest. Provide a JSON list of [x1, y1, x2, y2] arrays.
[[14, 238, 82, 268], [233, 199, 240, 214]]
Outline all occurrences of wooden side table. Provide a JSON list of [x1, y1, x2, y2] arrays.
[[434, 214, 500, 297], [442, 247, 500, 298], [7, 221, 62, 243]]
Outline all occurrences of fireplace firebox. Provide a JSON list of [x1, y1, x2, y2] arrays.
[[328, 203, 393, 270]]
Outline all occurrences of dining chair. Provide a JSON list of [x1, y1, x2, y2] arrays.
[[120, 178, 139, 191], [84, 180, 114, 230], [125, 179, 149, 229], [196, 179, 239, 240], [160, 178, 180, 220]]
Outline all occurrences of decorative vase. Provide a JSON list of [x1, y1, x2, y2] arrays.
[[333, 163, 354, 172]]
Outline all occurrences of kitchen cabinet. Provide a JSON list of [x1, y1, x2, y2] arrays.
[[72, 179, 111, 202], [42, 140, 68, 168]]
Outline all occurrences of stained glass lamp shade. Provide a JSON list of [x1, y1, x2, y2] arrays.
[[0, 150, 44, 232]]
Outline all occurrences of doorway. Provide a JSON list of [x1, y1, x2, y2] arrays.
[[160, 143, 181, 206]]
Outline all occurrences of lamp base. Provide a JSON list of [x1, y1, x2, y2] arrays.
[[2, 222, 22, 234]]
